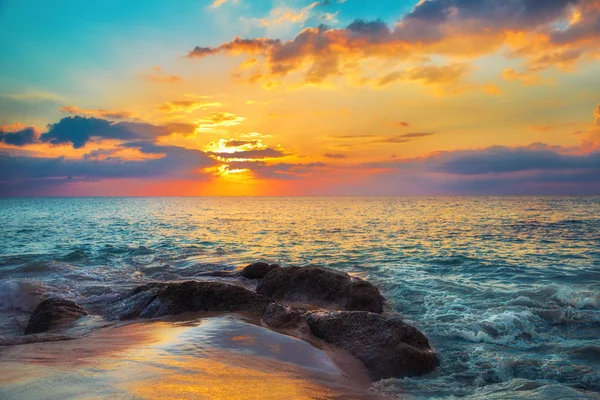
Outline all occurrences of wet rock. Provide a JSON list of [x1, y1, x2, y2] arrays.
[[242, 262, 281, 279], [25, 298, 89, 335], [262, 303, 307, 329], [106, 281, 272, 320], [256, 266, 383, 313], [306, 311, 439, 380], [194, 270, 240, 278]]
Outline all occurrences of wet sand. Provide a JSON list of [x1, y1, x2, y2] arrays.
[[0, 313, 383, 399]]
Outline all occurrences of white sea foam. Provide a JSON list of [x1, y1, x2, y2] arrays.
[[0, 280, 47, 312], [452, 310, 541, 346]]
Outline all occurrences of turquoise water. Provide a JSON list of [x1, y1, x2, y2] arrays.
[[1, 197, 599, 398]]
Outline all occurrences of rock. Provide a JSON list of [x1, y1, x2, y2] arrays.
[[106, 281, 272, 320], [25, 298, 89, 335], [241, 262, 281, 279], [256, 266, 384, 313], [262, 303, 307, 329], [306, 311, 439, 380]]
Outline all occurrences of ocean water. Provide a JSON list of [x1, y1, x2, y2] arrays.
[[0, 197, 599, 399]]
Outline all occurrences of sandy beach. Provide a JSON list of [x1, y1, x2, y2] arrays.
[[0, 312, 381, 400]]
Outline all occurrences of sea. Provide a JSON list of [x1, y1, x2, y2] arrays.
[[0, 197, 599, 399]]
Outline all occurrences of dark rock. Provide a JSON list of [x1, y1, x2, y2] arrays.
[[256, 266, 383, 313], [106, 281, 272, 320], [262, 303, 307, 329], [194, 270, 240, 278], [25, 298, 89, 335], [241, 262, 281, 279], [306, 311, 439, 380]]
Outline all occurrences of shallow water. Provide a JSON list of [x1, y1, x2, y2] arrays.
[[0, 314, 375, 399], [1, 197, 599, 399]]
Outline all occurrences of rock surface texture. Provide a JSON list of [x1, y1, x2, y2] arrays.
[[25, 298, 89, 335], [241, 262, 281, 279], [306, 310, 439, 380], [106, 281, 272, 319], [256, 266, 384, 313]]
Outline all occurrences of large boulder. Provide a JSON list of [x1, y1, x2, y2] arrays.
[[25, 298, 89, 335], [106, 281, 272, 320], [306, 311, 439, 380], [256, 266, 384, 313], [262, 303, 307, 330], [241, 262, 281, 279]]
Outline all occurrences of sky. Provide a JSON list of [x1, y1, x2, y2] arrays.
[[1, 0, 599, 196]]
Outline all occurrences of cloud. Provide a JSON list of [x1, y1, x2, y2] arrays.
[[210, 0, 235, 8], [222, 139, 259, 147], [39, 116, 196, 149], [0, 127, 38, 147], [0, 90, 64, 102], [376, 63, 472, 87], [531, 125, 555, 132], [0, 142, 215, 195], [502, 68, 544, 85], [189, 37, 280, 58], [421, 144, 600, 175], [188, 0, 599, 85], [208, 148, 285, 160], [368, 132, 436, 144], [199, 112, 246, 129], [60, 106, 134, 120], [226, 160, 327, 180], [141, 67, 181, 83], [324, 153, 346, 159], [355, 142, 600, 195], [159, 99, 223, 113], [581, 103, 600, 151]]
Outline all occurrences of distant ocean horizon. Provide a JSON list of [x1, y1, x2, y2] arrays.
[[1, 196, 599, 398]]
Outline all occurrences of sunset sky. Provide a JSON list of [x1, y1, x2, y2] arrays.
[[1, 0, 599, 195]]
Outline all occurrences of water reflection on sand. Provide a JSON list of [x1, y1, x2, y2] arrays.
[[0, 313, 381, 399]]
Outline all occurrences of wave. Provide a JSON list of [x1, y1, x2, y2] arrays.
[[450, 310, 542, 347], [0, 280, 50, 312]]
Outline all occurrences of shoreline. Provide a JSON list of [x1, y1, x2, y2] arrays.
[[0, 312, 383, 399]]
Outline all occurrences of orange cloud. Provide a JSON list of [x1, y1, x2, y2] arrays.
[[159, 99, 223, 113], [188, 1, 600, 87], [210, 0, 236, 9], [502, 68, 544, 85], [60, 106, 134, 120], [581, 103, 600, 152], [198, 112, 246, 131], [141, 67, 181, 83], [378, 63, 472, 87], [531, 125, 555, 132]]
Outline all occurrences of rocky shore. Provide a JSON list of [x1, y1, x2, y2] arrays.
[[23, 263, 439, 381]]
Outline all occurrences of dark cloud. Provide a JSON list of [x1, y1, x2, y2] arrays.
[[324, 153, 347, 159], [401, 132, 436, 138], [208, 148, 285, 159], [41, 117, 133, 148], [227, 160, 326, 180], [357, 143, 600, 195], [368, 132, 436, 144], [427, 145, 600, 175], [39, 117, 196, 149], [0, 142, 215, 195], [223, 139, 259, 147], [332, 134, 377, 139], [0, 127, 37, 147], [188, 37, 281, 58], [403, 0, 577, 28]]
